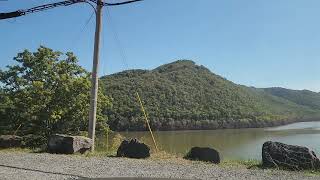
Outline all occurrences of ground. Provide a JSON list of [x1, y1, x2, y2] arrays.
[[0, 152, 319, 180]]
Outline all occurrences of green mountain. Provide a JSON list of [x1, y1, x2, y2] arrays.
[[100, 60, 320, 131], [263, 87, 320, 110]]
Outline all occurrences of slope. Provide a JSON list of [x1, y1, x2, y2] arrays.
[[100, 60, 320, 131]]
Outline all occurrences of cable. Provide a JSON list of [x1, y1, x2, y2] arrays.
[[105, 7, 129, 70], [0, 0, 143, 20], [105, 7, 159, 152], [89, 0, 143, 6], [70, 10, 95, 50], [0, 0, 86, 20]]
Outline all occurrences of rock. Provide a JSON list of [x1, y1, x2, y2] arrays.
[[0, 135, 23, 148], [262, 141, 320, 170], [184, 147, 220, 164], [117, 139, 150, 159], [48, 134, 92, 154]]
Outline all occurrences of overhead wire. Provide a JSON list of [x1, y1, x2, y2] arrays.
[[105, 7, 159, 151], [70, 10, 95, 50], [105, 7, 129, 70]]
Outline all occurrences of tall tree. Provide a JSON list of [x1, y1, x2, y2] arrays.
[[0, 46, 111, 137]]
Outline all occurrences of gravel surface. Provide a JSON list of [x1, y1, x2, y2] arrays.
[[0, 152, 319, 180]]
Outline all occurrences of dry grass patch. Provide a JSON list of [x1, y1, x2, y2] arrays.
[[0, 148, 34, 153]]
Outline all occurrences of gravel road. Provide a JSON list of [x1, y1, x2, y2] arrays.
[[0, 152, 319, 180]]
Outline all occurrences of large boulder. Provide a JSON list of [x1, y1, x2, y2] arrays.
[[262, 141, 320, 170], [184, 147, 220, 164], [0, 135, 23, 148], [48, 134, 92, 154], [117, 139, 150, 159]]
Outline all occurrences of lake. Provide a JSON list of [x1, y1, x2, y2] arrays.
[[117, 121, 320, 160]]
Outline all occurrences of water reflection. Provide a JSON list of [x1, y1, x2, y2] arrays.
[[112, 121, 320, 160]]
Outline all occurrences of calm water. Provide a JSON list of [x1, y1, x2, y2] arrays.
[[118, 121, 320, 160]]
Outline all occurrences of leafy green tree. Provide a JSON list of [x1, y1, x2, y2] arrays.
[[0, 46, 111, 137]]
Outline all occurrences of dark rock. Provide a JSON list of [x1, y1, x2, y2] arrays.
[[262, 141, 320, 170], [184, 147, 220, 164], [0, 135, 23, 148], [48, 134, 92, 154], [117, 139, 150, 159]]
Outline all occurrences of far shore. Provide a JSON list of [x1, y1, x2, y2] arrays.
[[115, 117, 320, 132]]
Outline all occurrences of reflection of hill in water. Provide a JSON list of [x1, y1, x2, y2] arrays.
[[120, 129, 268, 158], [111, 121, 320, 160]]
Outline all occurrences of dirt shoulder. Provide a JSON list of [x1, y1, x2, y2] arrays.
[[0, 152, 319, 180]]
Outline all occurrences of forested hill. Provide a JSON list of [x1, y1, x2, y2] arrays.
[[100, 60, 320, 131], [263, 87, 320, 110]]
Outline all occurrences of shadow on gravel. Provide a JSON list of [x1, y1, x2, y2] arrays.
[[0, 164, 88, 179]]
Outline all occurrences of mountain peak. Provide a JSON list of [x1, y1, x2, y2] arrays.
[[153, 60, 210, 73], [101, 60, 320, 131]]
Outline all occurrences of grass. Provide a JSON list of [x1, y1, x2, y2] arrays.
[[2, 134, 320, 177], [220, 159, 262, 169], [304, 170, 320, 177], [0, 147, 35, 153], [2, 147, 320, 177], [220, 159, 320, 177], [83, 150, 116, 158]]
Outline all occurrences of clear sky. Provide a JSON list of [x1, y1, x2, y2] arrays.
[[1, 0, 319, 92]]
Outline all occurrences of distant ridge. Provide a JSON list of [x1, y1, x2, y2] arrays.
[[100, 60, 320, 131], [263, 87, 320, 110]]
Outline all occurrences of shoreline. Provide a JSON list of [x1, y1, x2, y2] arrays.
[[115, 117, 320, 132]]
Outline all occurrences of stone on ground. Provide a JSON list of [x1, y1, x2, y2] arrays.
[[117, 139, 150, 159], [262, 141, 320, 170], [184, 147, 220, 164], [47, 134, 92, 154], [0, 135, 23, 148]]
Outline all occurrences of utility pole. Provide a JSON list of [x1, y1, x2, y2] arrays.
[[88, 0, 103, 151], [0, 0, 143, 152]]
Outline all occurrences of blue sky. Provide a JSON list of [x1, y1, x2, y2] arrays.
[[1, 0, 319, 92]]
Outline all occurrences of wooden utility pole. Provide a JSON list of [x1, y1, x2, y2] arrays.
[[0, 0, 143, 152], [88, 0, 103, 151]]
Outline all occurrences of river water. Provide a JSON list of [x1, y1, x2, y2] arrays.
[[118, 121, 320, 160]]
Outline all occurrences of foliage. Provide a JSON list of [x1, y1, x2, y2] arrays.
[[0, 46, 111, 138], [100, 60, 320, 131], [263, 87, 320, 110]]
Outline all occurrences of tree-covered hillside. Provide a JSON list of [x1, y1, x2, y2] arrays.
[[101, 60, 320, 131], [263, 87, 320, 110]]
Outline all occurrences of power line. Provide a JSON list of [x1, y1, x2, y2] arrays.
[[0, 0, 143, 20], [0, 0, 144, 152], [105, 7, 159, 152], [105, 7, 130, 70], [70, 10, 95, 50]]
